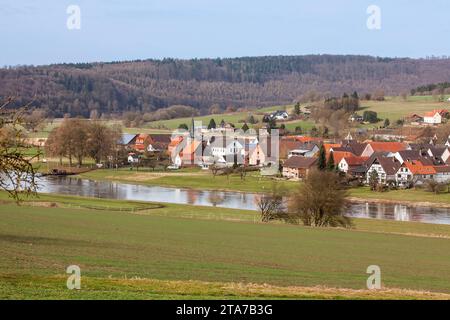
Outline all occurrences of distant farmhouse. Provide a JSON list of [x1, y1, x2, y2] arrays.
[[263, 110, 289, 122], [409, 109, 448, 125]]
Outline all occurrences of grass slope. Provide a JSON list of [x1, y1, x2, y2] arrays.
[[1, 193, 450, 299]]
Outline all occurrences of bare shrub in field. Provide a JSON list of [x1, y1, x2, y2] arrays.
[[288, 170, 351, 228]]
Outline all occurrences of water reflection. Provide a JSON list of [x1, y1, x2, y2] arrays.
[[35, 176, 450, 225]]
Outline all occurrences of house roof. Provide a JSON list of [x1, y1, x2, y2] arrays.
[[397, 149, 424, 160], [324, 143, 341, 155], [403, 161, 437, 175], [331, 151, 355, 165], [434, 166, 450, 173], [369, 156, 402, 175], [283, 156, 318, 169], [150, 134, 171, 144], [367, 142, 408, 153], [119, 134, 138, 145], [428, 146, 448, 158], [182, 140, 202, 155], [424, 109, 447, 117], [424, 111, 440, 117], [340, 141, 367, 156], [342, 156, 369, 166]]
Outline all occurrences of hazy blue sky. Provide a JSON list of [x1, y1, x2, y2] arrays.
[[1, 0, 449, 65]]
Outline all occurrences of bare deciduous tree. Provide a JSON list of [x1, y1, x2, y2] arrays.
[[288, 170, 351, 227], [0, 99, 41, 201]]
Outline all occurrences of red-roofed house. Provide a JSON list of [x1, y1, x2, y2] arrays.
[[396, 160, 437, 187], [330, 151, 355, 166], [338, 156, 369, 174], [423, 109, 447, 124]]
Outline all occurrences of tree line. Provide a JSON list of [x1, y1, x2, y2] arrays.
[[2, 55, 450, 117], [45, 119, 122, 166]]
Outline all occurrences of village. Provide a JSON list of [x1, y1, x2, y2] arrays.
[[106, 107, 450, 191]]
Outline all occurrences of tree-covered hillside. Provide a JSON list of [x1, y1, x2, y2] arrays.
[[1, 55, 450, 117]]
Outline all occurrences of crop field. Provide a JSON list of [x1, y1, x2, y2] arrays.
[[1, 192, 450, 299]]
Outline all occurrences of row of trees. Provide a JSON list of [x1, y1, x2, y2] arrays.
[[45, 119, 122, 166]]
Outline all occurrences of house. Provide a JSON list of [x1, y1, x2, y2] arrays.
[[206, 136, 244, 166], [329, 151, 356, 166], [168, 136, 184, 155], [395, 161, 436, 187], [361, 142, 409, 158], [180, 139, 203, 166], [366, 156, 402, 185], [287, 143, 319, 158], [148, 134, 171, 152], [279, 139, 308, 159], [249, 144, 267, 166], [336, 141, 367, 157], [423, 110, 442, 124], [134, 134, 151, 152], [270, 110, 289, 121], [127, 153, 139, 164], [338, 156, 369, 176], [434, 166, 450, 183], [282, 156, 318, 180], [408, 114, 423, 123]]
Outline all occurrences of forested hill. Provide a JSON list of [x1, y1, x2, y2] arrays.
[[1, 55, 450, 117]]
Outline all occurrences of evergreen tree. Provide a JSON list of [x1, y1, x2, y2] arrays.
[[327, 151, 335, 171], [220, 119, 226, 128], [383, 118, 390, 128], [208, 118, 216, 129], [317, 144, 327, 170], [242, 122, 249, 132], [268, 118, 277, 130], [178, 123, 188, 130], [369, 170, 379, 191], [294, 102, 301, 115]]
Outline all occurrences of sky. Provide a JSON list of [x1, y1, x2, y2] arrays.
[[1, 0, 449, 66]]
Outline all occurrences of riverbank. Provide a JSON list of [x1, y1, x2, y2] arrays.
[[76, 169, 450, 208], [1, 192, 450, 299]]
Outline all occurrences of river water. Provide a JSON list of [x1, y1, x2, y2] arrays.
[[33, 176, 450, 225]]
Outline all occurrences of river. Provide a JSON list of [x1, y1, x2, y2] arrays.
[[34, 176, 450, 225]]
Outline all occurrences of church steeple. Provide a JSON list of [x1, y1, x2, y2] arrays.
[[345, 132, 353, 141]]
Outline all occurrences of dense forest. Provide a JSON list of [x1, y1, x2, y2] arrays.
[[1, 55, 450, 117]]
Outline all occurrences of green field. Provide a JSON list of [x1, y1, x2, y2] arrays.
[[78, 168, 299, 193], [1, 192, 450, 299], [361, 95, 450, 123]]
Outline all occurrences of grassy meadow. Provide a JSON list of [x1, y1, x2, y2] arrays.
[[1, 192, 450, 299]]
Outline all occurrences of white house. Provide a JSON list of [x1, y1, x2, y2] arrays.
[[271, 111, 289, 121], [366, 157, 401, 185], [207, 137, 245, 165], [127, 153, 139, 164], [423, 111, 442, 124]]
